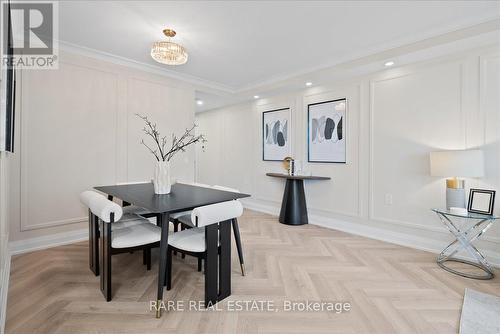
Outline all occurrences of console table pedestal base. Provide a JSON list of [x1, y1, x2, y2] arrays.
[[279, 179, 308, 226]]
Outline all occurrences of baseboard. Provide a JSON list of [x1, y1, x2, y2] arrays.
[[242, 198, 500, 268], [8, 229, 88, 256], [0, 235, 11, 334], [241, 198, 281, 216]]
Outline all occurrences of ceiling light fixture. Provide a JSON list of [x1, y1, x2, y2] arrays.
[[196, 100, 204, 106], [305, 82, 313, 86], [253, 95, 260, 99], [384, 61, 395, 67], [151, 29, 188, 65]]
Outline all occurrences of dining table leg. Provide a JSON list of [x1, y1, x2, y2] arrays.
[[156, 212, 170, 318], [219, 219, 232, 300], [204, 223, 219, 307]]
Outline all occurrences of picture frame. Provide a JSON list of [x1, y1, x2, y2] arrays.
[[0, 0, 16, 153], [262, 108, 291, 161], [307, 98, 346, 163], [467, 189, 496, 215]]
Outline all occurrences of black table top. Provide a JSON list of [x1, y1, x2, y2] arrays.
[[94, 182, 250, 214], [266, 173, 331, 180]]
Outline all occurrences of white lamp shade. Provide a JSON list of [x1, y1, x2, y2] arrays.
[[429, 150, 484, 178]]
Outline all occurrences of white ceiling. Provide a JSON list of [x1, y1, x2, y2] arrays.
[[58, 1, 500, 91], [55, 1, 500, 112]]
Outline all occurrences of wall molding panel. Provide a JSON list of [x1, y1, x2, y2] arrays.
[[368, 60, 468, 232], [302, 84, 363, 218], [19, 59, 120, 231]]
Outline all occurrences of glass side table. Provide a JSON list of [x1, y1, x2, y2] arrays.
[[432, 208, 499, 280]]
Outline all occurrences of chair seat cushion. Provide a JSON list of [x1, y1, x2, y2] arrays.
[[111, 220, 161, 248], [120, 212, 143, 222], [170, 210, 192, 220], [98, 216, 146, 233], [177, 214, 195, 227], [122, 205, 150, 216], [168, 227, 206, 253]]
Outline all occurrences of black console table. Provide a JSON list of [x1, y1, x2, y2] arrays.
[[266, 173, 331, 226]]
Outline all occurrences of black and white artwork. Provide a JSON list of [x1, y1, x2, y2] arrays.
[[308, 99, 346, 163], [262, 108, 291, 161]]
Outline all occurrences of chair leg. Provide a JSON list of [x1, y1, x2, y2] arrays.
[[144, 247, 151, 270], [173, 221, 178, 255], [165, 247, 172, 290], [197, 257, 202, 272], [180, 222, 186, 259], [203, 254, 206, 275], [232, 218, 246, 276], [100, 220, 112, 301], [89, 211, 99, 276]]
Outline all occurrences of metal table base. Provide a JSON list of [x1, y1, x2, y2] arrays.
[[433, 209, 496, 280]]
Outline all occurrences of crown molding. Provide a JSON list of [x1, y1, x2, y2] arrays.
[[57, 40, 235, 94], [236, 18, 500, 93]]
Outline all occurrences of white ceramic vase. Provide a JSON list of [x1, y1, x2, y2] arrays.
[[153, 160, 171, 194]]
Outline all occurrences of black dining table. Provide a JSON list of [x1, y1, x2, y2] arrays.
[[94, 182, 250, 317]]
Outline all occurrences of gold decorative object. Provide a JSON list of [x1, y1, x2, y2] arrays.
[[151, 28, 188, 65], [446, 178, 465, 189], [283, 157, 293, 173]]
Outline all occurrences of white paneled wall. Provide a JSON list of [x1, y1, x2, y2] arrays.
[[9, 51, 195, 242], [481, 51, 500, 202], [370, 61, 464, 230], [196, 45, 500, 263], [0, 152, 10, 334]]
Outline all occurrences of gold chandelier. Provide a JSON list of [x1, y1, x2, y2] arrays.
[[151, 29, 188, 65]]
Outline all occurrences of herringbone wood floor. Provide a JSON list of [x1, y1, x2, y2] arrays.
[[6, 210, 500, 334]]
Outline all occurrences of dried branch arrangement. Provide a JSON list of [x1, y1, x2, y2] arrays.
[[136, 113, 206, 162]]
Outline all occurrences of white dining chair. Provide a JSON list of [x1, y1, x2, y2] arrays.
[[85, 182, 156, 276], [175, 184, 247, 275], [213, 185, 247, 276], [165, 200, 244, 291], [169, 181, 214, 257], [80, 190, 162, 301]]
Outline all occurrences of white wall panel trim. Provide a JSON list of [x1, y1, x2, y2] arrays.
[[368, 61, 467, 229], [19, 61, 120, 231]]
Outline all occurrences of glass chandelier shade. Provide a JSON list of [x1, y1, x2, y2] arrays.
[[151, 29, 188, 65]]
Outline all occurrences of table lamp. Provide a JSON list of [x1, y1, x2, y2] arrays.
[[429, 149, 484, 209]]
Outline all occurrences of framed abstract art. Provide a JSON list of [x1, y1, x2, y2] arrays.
[[262, 108, 291, 161], [308, 99, 346, 163]]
